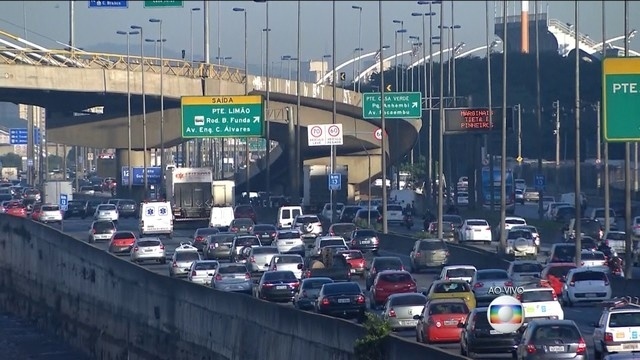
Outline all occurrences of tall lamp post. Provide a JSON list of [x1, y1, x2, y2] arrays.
[[352, 5, 363, 92], [233, 7, 250, 195], [409, 35, 420, 92], [189, 7, 201, 65], [393, 22, 406, 91], [437, 3, 445, 239], [322, 54, 332, 84], [131, 25, 148, 193], [187, 7, 200, 167], [149, 18, 165, 193], [254, 0, 271, 198], [116, 29, 139, 194], [379, 0, 389, 234]]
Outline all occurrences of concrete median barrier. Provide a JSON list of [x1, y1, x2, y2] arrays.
[[0, 214, 461, 360]]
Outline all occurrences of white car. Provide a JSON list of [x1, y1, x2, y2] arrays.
[[633, 216, 640, 237], [321, 202, 344, 220], [267, 254, 304, 279], [459, 219, 492, 244], [561, 268, 612, 306], [511, 225, 540, 247], [273, 229, 305, 256], [502, 228, 538, 259], [580, 250, 608, 272], [187, 260, 219, 286], [382, 204, 404, 224], [311, 236, 348, 256], [518, 287, 564, 325], [94, 204, 119, 222], [504, 216, 527, 231], [292, 215, 323, 238], [593, 304, 640, 355], [38, 204, 63, 224], [456, 192, 469, 206], [438, 265, 476, 283], [507, 260, 543, 287], [541, 196, 556, 211]]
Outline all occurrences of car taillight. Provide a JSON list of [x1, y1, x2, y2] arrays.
[[372, 237, 379, 243], [244, 273, 251, 280], [504, 281, 513, 287], [569, 281, 575, 287], [231, 227, 237, 232], [271, 232, 276, 237], [160, 245, 165, 250], [356, 295, 365, 304], [248, 227, 253, 232], [172, 261, 178, 268], [291, 282, 299, 288], [249, 256, 255, 263], [388, 308, 396, 317], [92, 229, 96, 234], [195, 236, 204, 242], [191, 270, 197, 277], [351, 239, 357, 246], [133, 246, 139, 252], [273, 265, 277, 271], [605, 332, 614, 343], [485, 227, 491, 231], [576, 338, 586, 354], [304, 270, 311, 278], [415, 251, 421, 257], [321, 298, 330, 306], [516, 294, 522, 302], [474, 282, 484, 288], [215, 274, 222, 281], [580, 261, 584, 266], [330, 231, 335, 236], [526, 344, 536, 354]]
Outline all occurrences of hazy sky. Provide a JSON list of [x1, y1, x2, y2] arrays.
[[0, 1, 638, 70]]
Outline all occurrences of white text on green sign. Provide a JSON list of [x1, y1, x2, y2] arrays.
[[362, 92, 422, 119], [602, 58, 640, 142], [181, 96, 264, 138]]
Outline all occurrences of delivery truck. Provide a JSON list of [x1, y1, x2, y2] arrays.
[[166, 168, 213, 221], [43, 181, 73, 205], [303, 165, 348, 208], [212, 180, 235, 206]]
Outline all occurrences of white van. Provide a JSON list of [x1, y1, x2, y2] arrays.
[[209, 206, 235, 230], [559, 192, 587, 208], [277, 206, 303, 229], [139, 201, 173, 238]]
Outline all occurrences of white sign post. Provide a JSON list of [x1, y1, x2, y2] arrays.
[[307, 124, 344, 146]]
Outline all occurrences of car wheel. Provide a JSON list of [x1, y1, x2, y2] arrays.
[[88, 237, 95, 244]]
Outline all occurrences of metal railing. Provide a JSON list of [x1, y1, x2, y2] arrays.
[[547, 19, 599, 49], [0, 48, 246, 83], [495, 13, 548, 24]]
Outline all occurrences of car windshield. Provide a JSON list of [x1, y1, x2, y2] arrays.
[[254, 225, 276, 232], [390, 294, 427, 307], [379, 273, 412, 283], [429, 302, 469, 314], [98, 205, 116, 211], [609, 312, 640, 327], [512, 263, 543, 273], [194, 262, 218, 270], [275, 256, 302, 264], [467, 220, 488, 226], [446, 268, 475, 278], [296, 216, 319, 224], [42, 205, 59, 211], [354, 229, 376, 237], [332, 224, 356, 233], [322, 283, 360, 295], [419, 241, 446, 251], [573, 271, 607, 282], [235, 237, 260, 246], [302, 279, 333, 289], [521, 290, 555, 303], [176, 252, 200, 261], [93, 222, 115, 231], [581, 252, 605, 260], [138, 240, 160, 247], [508, 230, 533, 239], [252, 247, 279, 255], [218, 265, 247, 274], [320, 239, 345, 247], [113, 232, 135, 240], [532, 325, 581, 342], [277, 231, 301, 239], [606, 232, 626, 241], [476, 270, 509, 280], [264, 271, 297, 281], [433, 282, 471, 293]]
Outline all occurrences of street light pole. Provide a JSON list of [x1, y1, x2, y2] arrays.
[[149, 18, 165, 193], [330, 0, 337, 225], [254, 0, 271, 197], [437, 4, 445, 239], [574, 0, 583, 268], [393, 20, 405, 91], [535, 0, 544, 220], [117, 30, 138, 194], [352, 5, 363, 92], [379, 0, 388, 234], [190, 7, 200, 65], [499, 1, 508, 249], [624, 0, 632, 279], [295, 0, 302, 205], [131, 25, 148, 194], [233, 7, 249, 195]]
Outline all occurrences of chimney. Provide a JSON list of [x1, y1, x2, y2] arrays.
[[521, 1, 530, 53]]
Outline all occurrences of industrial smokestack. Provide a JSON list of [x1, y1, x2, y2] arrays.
[[521, 1, 530, 53]]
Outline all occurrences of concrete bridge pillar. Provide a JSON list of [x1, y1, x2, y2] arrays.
[[115, 149, 152, 201]]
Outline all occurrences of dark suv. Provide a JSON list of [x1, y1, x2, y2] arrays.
[[65, 200, 88, 219], [115, 199, 137, 218]]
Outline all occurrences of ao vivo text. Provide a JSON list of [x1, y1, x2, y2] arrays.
[[487, 286, 526, 296]]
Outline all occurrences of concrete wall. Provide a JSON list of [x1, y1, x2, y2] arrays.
[[0, 215, 463, 360]]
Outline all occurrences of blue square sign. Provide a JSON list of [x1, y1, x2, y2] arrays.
[[59, 194, 68, 211], [534, 174, 545, 191], [329, 173, 341, 191]]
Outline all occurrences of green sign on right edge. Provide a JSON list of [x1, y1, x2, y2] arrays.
[[362, 91, 422, 119], [144, 0, 183, 8], [603, 57, 640, 142]]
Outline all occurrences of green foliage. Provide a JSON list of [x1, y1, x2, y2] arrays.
[[0, 153, 22, 170], [399, 156, 426, 185], [354, 313, 392, 360]]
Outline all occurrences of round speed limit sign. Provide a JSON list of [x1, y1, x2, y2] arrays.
[[310, 125, 323, 138], [374, 128, 383, 140]]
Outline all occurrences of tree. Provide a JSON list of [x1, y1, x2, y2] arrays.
[[0, 153, 23, 170], [353, 313, 391, 360], [399, 155, 426, 186]]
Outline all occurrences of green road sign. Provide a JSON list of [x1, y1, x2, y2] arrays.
[[144, 0, 183, 8], [181, 95, 264, 138], [362, 92, 422, 119], [603, 57, 640, 142]]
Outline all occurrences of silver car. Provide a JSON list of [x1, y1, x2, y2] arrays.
[[94, 204, 119, 222], [293, 277, 334, 310], [247, 246, 279, 274], [382, 293, 428, 330], [130, 237, 166, 264], [88, 220, 116, 243], [187, 260, 219, 286], [211, 263, 253, 294], [470, 269, 513, 303], [169, 244, 201, 278]]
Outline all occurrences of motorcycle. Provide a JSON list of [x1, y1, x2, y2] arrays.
[[608, 256, 625, 278], [404, 215, 414, 230]]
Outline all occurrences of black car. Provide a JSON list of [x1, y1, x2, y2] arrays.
[[349, 229, 380, 253], [191, 227, 220, 252], [230, 218, 254, 234], [315, 282, 366, 323], [255, 270, 300, 302], [115, 199, 137, 218], [460, 307, 519, 357], [86, 199, 104, 215], [365, 256, 404, 290], [252, 224, 277, 245], [65, 200, 88, 219]]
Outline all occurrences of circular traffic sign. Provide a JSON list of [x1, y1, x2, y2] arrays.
[[327, 125, 341, 137], [374, 128, 383, 140], [310, 125, 323, 138], [482, 158, 489, 166]]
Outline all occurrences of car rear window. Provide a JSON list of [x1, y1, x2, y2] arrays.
[[506, 219, 526, 225], [443, 215, 463, 225], [359, 210, 380, 218], [390, 294, 427, 307], [508, 230, 533, 239], [113, 232, 135, 240], [552, 245, 575, 260], [433, 282, 471, 293], [342, 207, 361, 215], [532, 325, 581, 341], [277, 231, 301, 239], [218, 265, 248, 274], [320, 239, 345, 247], [254, 225, 276, 232], [379, 273, 412, 283], [546, 265, 575, 278], [606, 232, 626, 241], [609, 312, 640, 327], [138, 240, 160, 247], [572, 271, 607, 282], [581, 252, 605, 260], [473, 312, 492, 328], [467, 220, 488, 226], [176, 252, 200, 261], [42, 205, 59, 211], [194, 262, 218, 270], [419, 241, 446, 251], [236, 237, 260, 246], [264, 271, 298, 281], [332, 224, 356, 233], [387, 205, 403, 211], [512, 263, 543, 273], [275, 255, 302, 264], [322, 282, 361, 295], [233, 219, 254, 226], [297, 216, 320, 224], [373, 258, 403, 270], [235, 205, 253, 213], [446, 268, 475, 278], [252, 247, 279, 255], [302, 279, 334, 289], [339, 251, 363, 260], [197, 228, 219, 236], [476, 270, 509, 280], [354, 229, 376, 237], [69, 201, 84, 206], [93, 222, 115, 231], [210, 234, 235, 243], [98, 204, 116, 210], [119, 200, 136, 206], [521, 290, 555, 303], [429, 302, 469, 314]]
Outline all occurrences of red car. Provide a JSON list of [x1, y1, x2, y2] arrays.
[[540, 262, 576, 296], [108, 231, 137, 254], [416, 298, 469, 344], [234, 205, 257, 223], [5, 202, 27, 218], [337, 250, 366, 278], [30, 204, 43, 221], [371, 270, 417, 307]]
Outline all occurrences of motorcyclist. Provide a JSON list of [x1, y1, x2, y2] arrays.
[[423, 209, 436, 231], [403, 203, 414, 217]]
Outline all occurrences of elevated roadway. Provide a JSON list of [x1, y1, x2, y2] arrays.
[[0, 45, 419, 193]]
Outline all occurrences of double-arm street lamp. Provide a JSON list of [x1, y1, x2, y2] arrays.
[[130, 24, 148, 193], [233, 7, 251, 194], [149, 18, 166, 193], [393, 20, 406, 91]]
